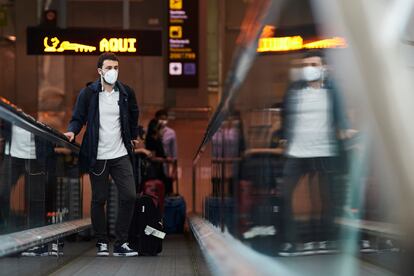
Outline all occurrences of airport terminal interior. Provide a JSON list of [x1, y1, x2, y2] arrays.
[[0, 0, 414, 275]]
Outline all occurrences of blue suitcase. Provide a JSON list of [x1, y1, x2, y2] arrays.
[[163, 196, 186, 233]]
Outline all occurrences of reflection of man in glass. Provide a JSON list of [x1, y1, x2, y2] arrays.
[[0, 122, 47, 236], [279, 50, 351, 256]]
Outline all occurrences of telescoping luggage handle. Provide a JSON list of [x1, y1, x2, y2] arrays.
[[173, 159, 179, 194], [162, 158, 179, 194], [135, 152, 179, 195]]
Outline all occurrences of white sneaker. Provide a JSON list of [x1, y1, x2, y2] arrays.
[[96, 242, 109, 257], [21, 245, 49, 257], [317, 241, 328, 254], [360, 240, 376, 253], [303, 242, 316, 255], [385, 239, 399, 252], [113, 242, 138, 257], [278, 243, 301, 257], [49, 243, 64, 256]]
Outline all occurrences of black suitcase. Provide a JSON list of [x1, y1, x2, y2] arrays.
[[247, 195, 282, 255], [128, 195, 165, 256]]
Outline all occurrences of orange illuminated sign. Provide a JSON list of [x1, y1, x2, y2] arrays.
[[43, 37, 137, 53], [27, 27, 161, 56], [99, 38, 137, 53], [44, 37, 96, 52], [303, 37, 346, 49], [260, 25, 276, 38], [257, 36, 347, 52]]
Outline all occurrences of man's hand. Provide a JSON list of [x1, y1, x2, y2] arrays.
[[338, 129, 358, 140], [131, 139, 143, 150], [134, 148, 152, 157], [64, 132, 75, 142]]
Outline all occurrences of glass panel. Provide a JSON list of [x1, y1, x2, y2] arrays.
[[195, 0, 412, 274], [0, 117, 82, 235]]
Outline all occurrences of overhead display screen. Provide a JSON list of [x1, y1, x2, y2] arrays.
[[167, 0, 199, 88], [27, 27, 162, 56]]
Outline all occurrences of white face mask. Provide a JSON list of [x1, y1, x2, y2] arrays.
[[302, 66, 322, 82], [102, 69, 118, 85], [159, 120, 168, 126], [289, 68, 302, 82]]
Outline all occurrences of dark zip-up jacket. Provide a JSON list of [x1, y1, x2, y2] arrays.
[[68, 79, 139, 172]]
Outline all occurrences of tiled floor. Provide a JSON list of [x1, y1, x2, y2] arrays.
[[50, 235, 211, 276]]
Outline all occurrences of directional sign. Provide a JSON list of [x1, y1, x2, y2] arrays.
[[167, 0, 199, 88]]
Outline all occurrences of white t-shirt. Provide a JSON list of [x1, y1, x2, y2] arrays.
[[97, 89, 128, 160], [287, 87, 337, 158], [5, 125, 37, 159]]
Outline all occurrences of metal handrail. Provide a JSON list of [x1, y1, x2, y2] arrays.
[[335, 218, 403, 239], [0, 97, 80, 152], [0, 218, 91, 257], [211, 158, 243, 163], [169, 107, 212, 113]]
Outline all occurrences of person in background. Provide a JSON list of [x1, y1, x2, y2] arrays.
[[145, 114, 167, 181], [156, 109, 178, 195]]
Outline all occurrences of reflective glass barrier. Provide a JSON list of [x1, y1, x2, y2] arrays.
[[193, 0, 414, 274], [0, 98, 84, 235]]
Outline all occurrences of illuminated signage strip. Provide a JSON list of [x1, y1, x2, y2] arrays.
[[257, 36, 347, 53], [167, 0, 199, 88], [27, 27, 162, 56]]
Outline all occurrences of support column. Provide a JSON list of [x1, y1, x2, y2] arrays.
[[37, 0, 66, 131], [15, 0, 38, 115]]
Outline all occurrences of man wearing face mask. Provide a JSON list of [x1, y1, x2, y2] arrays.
[[64, 52, 140, 257], [279, 50, 351, 256]]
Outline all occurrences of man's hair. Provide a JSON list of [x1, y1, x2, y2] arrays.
[[97, 52, 119, 68], [303, 50, 326, 64], [155, 109, 169, 119]]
